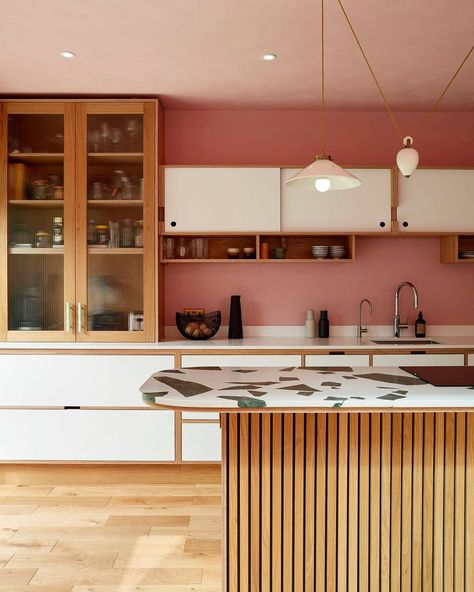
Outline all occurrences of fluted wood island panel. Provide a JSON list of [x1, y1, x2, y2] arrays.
[[222, 412, 473, 592]]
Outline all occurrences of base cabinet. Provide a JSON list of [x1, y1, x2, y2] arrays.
[[373, 354, 465, 367], [305, 354, 370, 367], [182, 423, 221, 462], [0, 409, 175, 461], [0, 354, 175, 407], [181, 354, 301, 368]]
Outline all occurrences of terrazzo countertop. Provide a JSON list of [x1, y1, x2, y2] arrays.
[[140, 366, 474, 411]]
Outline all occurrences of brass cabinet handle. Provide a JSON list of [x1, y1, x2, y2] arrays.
[[77, 303, 84, 333], [65, 303, 74, 332]]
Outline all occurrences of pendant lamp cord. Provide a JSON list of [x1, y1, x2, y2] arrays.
[[427, 44, 473, 120], [321, 0, 325, 154], [336, 0, 473, 143], [335, 0, 404, 142]]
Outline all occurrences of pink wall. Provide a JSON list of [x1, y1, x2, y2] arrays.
[[164, 110, 474, 326]]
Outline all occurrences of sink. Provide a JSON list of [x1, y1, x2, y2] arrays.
[[370, 339, 440, 345]]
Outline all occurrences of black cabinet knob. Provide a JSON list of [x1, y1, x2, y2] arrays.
[[402, 221, 409, 228], [379, 221, 386, 228], [170, 221, 177, 227]]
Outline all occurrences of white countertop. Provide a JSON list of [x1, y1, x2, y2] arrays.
[[0, 336, 473, 350], [140, 366, 474, 411]]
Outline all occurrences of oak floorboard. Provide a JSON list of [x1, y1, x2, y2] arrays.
[[0, 470, 221, 591]]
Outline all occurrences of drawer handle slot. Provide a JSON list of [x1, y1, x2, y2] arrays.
[[329, 351, 345, 355], [410, 351, 426, 355], [64, 406, 81, 410]]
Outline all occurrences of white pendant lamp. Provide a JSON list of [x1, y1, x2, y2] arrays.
[[396, 136, 419, 178], [285, 0, 361, 193], [286, 155, 362, 191]]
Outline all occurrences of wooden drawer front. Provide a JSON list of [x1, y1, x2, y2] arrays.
[[305, 354, 370, 367], [0, 354, 175, 407], [181, 354, 301, 368], [182, 412, 219, 420], [0, 409, 175, 461], [182, 423, 221, 462], [373, 354, 465, 367]]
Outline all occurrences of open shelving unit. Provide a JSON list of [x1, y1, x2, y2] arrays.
[[441, 235, 474, 263], [160, 233, 355, 263]]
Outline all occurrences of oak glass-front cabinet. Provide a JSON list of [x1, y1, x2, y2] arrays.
[[0, 101, 157, 342]]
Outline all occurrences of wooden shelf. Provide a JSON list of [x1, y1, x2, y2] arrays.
[[88, 247, 143, 255], [87, 200, 143, 208], [9, 152, 64, 164], [161, 257, 353, 264], [8, 200, 64, 208], [9, 247, 64, 255], [160, 233, 355, 263], [88, 153, 143, 165], [440, 235, 474, 263]]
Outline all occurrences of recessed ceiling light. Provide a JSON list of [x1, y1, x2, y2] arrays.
[[60, 51, 76, 59], [262, 53, 277, 61]]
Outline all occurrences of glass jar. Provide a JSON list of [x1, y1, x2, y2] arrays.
[[96, 224, 109, 247], [53, 185, 64, 200], [120, 219, 134, 247], [52, 217, 63, 246], [34, 231, 52, 248], [111, 170, 133, 200], [87, 220, 97, 245], [134, 220, 144, 248], [32, 180, 49, 200]]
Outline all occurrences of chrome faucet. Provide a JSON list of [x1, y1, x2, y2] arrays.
[[358, 298, 373, 338], [394, 282, 419, 337]]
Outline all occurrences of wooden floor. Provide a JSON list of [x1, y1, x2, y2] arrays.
[[0, 464, 222, 592]]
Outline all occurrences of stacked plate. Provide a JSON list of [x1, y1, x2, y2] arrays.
[[312, 245, 329, 259], [460, 250, 474, 259], [329, 245, 346, 259]]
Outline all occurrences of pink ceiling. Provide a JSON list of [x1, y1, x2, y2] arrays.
[[0, 0, 473, 110]]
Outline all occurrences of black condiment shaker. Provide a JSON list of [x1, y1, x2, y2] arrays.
[[228, 295, 243, 339], [319, 310, 329, 338]]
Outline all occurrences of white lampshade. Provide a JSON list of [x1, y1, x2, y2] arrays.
[[285, 156, 362, 191], [396, 136, 419, 178]]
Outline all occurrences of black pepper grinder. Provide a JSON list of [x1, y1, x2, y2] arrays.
[[228, 295, 243, 339], [319, 310, 329, 338]]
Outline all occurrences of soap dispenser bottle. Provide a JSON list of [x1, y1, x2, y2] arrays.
[[319, 310, 329, 338], [305, 310, 316, 338], [415, 312, 426, 338]]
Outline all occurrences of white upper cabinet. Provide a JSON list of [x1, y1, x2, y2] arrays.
[[397, 169, 474, 232], [164, 167, 281, 232], [281, 168, 393, 232]]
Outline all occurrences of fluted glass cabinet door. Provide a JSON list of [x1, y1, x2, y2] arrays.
[[75, 102, 155, 342], [0, 102, 76, 341]]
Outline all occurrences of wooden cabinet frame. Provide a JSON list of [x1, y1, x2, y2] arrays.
[[0, 100, 159, 342]]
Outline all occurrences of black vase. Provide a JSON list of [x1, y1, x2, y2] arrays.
[[228, 295, 243, 339]]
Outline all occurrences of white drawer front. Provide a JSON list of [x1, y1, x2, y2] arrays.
[[305, 354, 370, 367], [373, 354, 465, 367], [182, 412, 219, 420], [0, 409, 175, 461], [469, 354, 474, 366], [181, 354, 301, 368], [182, 423, 221, 462], [0, 355, 175, 407]]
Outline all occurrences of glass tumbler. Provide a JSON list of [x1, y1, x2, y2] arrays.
[[163, 237, 175, 260], [191, 238, 208, 259]]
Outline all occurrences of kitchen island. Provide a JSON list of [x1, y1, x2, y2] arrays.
[[141, 365, 474, 592]]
